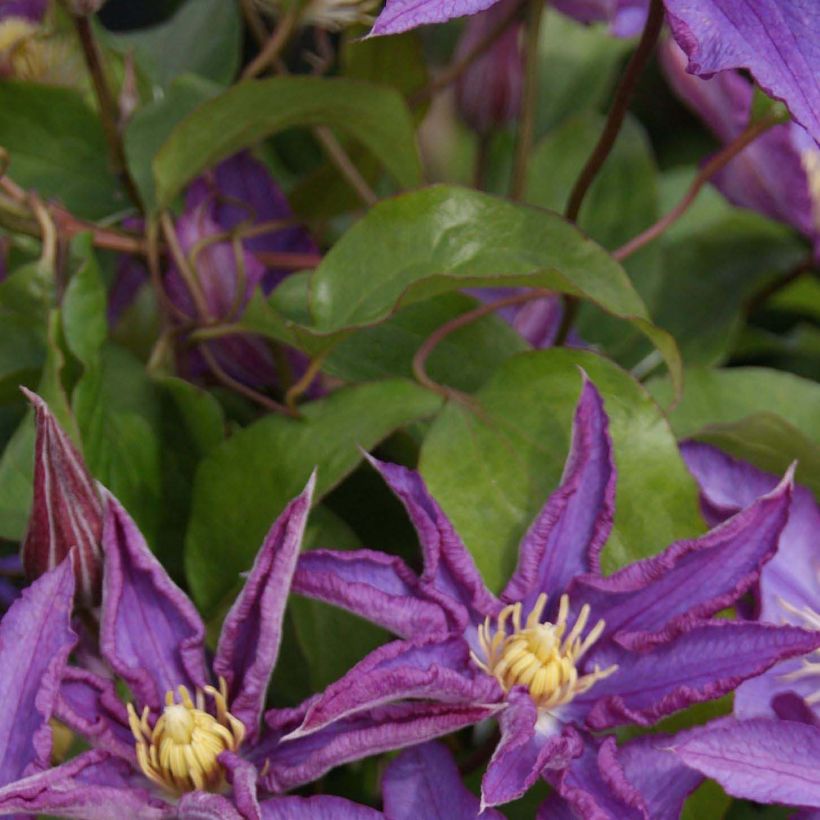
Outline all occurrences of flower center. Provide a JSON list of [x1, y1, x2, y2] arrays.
[[472, 593, 617, 710], [127, 678, 245, 795], [777, 596, 820, 707]]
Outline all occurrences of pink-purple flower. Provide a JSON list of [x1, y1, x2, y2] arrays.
[[288, 378, 819, 808]]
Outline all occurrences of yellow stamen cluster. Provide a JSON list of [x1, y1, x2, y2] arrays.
[[472, 593, 617, 710], [778, 595, 820, 707], [127, 678, 245, 795]]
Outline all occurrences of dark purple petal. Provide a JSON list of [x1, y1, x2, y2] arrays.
[[292, 549, 449, 639], [21, 389, 104, 606], [291, 637, 501, 736], [0, 0, 46, 22], [100, 491, 207, 711], [383, 741, 504, 820], [0, 749, 171, 818], [542, 737, 646, 820], [672, 718, 820, 809], [663, 0, 820, 144], [617, 734, 703, 819], [222, 751, 262, 820], [54, 667, 136, 762], [681, 442, 820, 621], [258, 701, 501, 793], [214, 476, 315, 744], [553, 0, 648, 36], [108, 251, 148, 326], [572, 468, 792, 640], [0, 558, 76, 786], [502, 378, 616, 611], [482, 689, 584, 808], [186, 152, 318, 291], [260, 796, 382, 819], [368, 456, 498, 627], [454, 1, 523, 135], [577, 621, 820, 730]]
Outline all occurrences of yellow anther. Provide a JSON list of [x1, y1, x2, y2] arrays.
[[471, 593, 618, 710], [127, 677, 246, 795]]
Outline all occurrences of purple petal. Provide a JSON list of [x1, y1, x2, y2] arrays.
[[54, 667, 136, 763], [735, 656, 820, 721], [0, 558, 76, 785], [659, 40, 818, 250], [542, 737, 646, 820], [577, 621, 820, 730], [214, 476, 315, 744], [100, 491, 207, 711], [572, 468, 792, 640], [369, 0, 499, 36], [617, 734, 703, 819], [673, 718, 820, 809], [681, 442, 820, 621], [0, 0, 46, 22], [664, 0, 820, 144], [368, 457, 498, 627], [258, 701, 501, 793], [292, 549, 449, 639], [260, 796, 382, 819], [502, 378, 616, 611], [482, 689, 584, 808], [553, 0, 649, 36], [177, 792, 244, 820], [383, 741, 504, 820], [0, 749, 171, 818], [292, 637, 501, 736], [21, 389, 104, 606]]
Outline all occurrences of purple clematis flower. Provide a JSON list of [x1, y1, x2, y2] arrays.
[[682, 442, 820, 722], [468, 287, 568, 348], [288, 377, 820, 808], [0, 473, 389, 817], [0, 0, 47, 22], [111, 152, 320, 391], [660, 39, 820, 259]]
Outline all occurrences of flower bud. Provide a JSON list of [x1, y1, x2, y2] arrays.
[[21, 389, 104, 606], [454, 0, 523, 136]]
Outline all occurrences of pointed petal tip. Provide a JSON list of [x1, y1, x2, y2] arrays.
[[303, 468, 318, 501], [19, 385, 43, 408]]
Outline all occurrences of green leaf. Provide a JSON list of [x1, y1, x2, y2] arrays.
[[536, 15, 632, 134], [185, 380, 443, 614], [0, 82, 126, 219], [153, 77, 422, 210], [651, 213, 806, 366], [648, 366, 820, 443], [324, 293, 528, 392], [308, 185, 682, 395], [124, 74, 222, 210], [420, 349, 704, 592], [62, 235, 107, 368], [72, 345, 162, 544], [109, 0, 242, 89]]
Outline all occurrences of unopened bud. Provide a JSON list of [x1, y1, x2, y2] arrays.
[[21, 388, 104, 606], [455, 1, 523, 136]]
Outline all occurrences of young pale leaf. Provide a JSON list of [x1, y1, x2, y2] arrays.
[[153, 77, 422, 210], [185, 379, 442, 615], [419, 349, 704, 592]]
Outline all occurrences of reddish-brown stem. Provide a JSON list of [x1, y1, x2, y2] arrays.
[[69, 12, 144, 210], [241, 6, 298, 80], [412, 289, 552, 398], [613, 117, 778, 262], [564, 0, 664, 222]]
